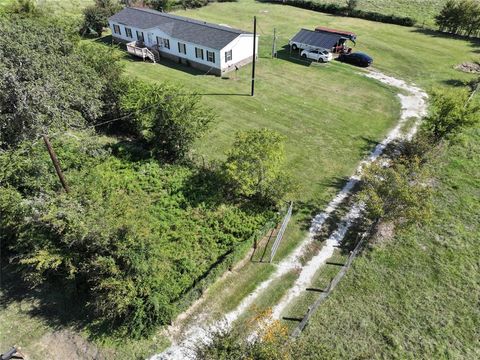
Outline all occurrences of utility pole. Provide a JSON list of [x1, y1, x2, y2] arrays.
[[42, 134, 70, 194], [271, 27, 277, 58], [251, 16, 257, 97]]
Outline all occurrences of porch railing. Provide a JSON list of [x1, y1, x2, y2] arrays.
[[126, 41, 156, 63]]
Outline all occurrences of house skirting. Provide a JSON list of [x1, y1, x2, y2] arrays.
[[159, 51, 222, 76], [221, 55, 254, 75]]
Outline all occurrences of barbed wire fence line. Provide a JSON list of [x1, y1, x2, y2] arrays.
[[291, 220, 376, 338], [269, 201, 293, 263]]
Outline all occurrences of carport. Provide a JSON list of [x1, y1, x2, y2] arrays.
[[289, 28, 356, 54]]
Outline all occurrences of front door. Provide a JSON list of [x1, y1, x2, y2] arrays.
[[147, 32, 154, 46]]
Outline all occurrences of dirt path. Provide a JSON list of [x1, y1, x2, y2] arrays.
[[150, 71, 428, 360]]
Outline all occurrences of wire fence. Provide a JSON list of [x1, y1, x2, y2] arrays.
[[269, 201, 293, 263], [290, 222, 375, 338]]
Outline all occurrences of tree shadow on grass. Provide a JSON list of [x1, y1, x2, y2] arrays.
[[411, 28, 480, 50], [0, 263, 90, 333], [94, 34, 115, 47], [276, 46, 316, 67], [441, 79, 470, 88]]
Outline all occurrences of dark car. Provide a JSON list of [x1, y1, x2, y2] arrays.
[[337, 52, 373, 67]]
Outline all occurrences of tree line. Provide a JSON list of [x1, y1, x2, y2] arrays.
[[436, 0, 480, 37]]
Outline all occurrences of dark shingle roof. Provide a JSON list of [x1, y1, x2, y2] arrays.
[[109, 7, 251, 50], [291, 29, 346, 49]]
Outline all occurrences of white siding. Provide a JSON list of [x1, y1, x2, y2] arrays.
[[220, 34, 259, 71], [109, 21, 146, 43], [109, 21, 258, 73], [109, 21, 222, 70]]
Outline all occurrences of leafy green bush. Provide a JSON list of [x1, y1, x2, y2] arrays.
[[224, 129, 292, 206], [121, 81, 215, 162], [421, 87, 479, 142], [81, 0, 122, 36], [357, 158, 432, 225], [0, 134, 271, 337], [0, 16, 105, 148], [195, 310, 292, 360]]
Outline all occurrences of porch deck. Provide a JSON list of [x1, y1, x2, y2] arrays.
[[126, 41, 158, 63]]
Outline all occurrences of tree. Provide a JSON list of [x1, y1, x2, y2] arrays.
[[81, 0, 122, 36], [147, 0, 174, 12], [421, 87, 479, 142], [121, 81, 215, 161], [0, 17, 104, 149], [357, 158, 432, 225], [76, 42, 127, 126], [346, 0, 358, 15], [224, 129, 291, 205], [181, 0, 209, 9], [435, 0, 480, 36]]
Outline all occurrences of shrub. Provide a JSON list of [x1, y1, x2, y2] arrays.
[[0, 139, 270, 337], [121, 81, 215, 162], [224, 129, 292, 206], [182, 0, 209, 8], [421, 87, 479, 142], [147, 0, 175, 11], [195, 309, 292, 360], [357, 158, 432, 225], [0, 17, 104, 149], [81, 0, 121, 36]]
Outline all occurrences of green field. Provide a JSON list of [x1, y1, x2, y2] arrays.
[[1, 1, 479, 359], [290, 126, 480, 358], [0, 0, 91, 16], [118, 0, 478, 352], [311, 0, 448, 27]]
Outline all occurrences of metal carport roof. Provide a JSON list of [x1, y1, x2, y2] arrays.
[[290, 28, 346, 49]]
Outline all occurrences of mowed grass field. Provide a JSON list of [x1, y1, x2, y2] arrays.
[[118, 0, 479, 350], [123, 0, 479, 204], [311, 0, 448, 27], [291, 127, 480, 359]]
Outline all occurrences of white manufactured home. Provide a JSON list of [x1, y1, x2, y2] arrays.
[[109, 7, 258, 76]]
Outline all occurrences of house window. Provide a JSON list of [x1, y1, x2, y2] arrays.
[[195, 47, 204, 60], [125, 27, 132, 38], [136, 31, 144, 42], [156, 37, 170, 49], [178, 42, 186, 54], [225, 49, 232, 62], [113, 24, 121, 35], [207, 50, 215, 63]]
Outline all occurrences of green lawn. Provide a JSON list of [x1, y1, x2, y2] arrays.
[[291, 126, 480, 359], [123, 45, 399, 206], [1, 1, 479, 359], [311, 0, 448, 27]]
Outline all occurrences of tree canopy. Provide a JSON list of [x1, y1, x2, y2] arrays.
[[435, 0, 480, 37], [121, 81, 215, 161], [224, 128, 291, 205], [0, 17, 105, 148]]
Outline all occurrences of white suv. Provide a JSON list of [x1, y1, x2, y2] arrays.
[[300, 49, 333, 63]]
